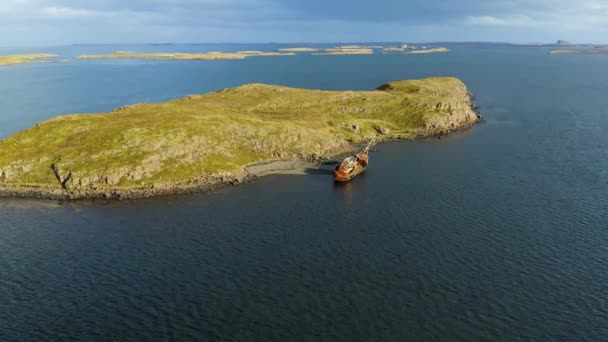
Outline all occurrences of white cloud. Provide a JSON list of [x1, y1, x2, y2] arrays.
[[467, 15, 537, 27], [2, 0, 608, 45], [42, 6, 98, 17], [0, 0, 32, 14], [583, 1, 608, 12]]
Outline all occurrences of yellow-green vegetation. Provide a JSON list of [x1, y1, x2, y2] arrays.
[[549, 50, 608, 54], [0, 54, 58, 66], [0, 77, 478, 199], [278, 47, 375, 55], [277, 47, 323, 52], [383, 47, 406, 52], [76, 51, 295, 60], [337, 45, 384, 49], [312, 48, 375, 55], [407, 48, 450, 54]]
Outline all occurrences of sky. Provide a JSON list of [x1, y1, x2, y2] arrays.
[[1, 0, 607, 46]]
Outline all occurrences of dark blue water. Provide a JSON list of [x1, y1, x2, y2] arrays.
[[1, 44, 608, 341]]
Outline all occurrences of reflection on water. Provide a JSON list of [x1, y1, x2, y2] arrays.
[[0, 199, 63, 210], [333, 173, 367, 202]]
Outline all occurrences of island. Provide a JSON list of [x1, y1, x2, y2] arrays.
[[0, 54, 58, 66], [278, 47, 379, 55], [0, 77, 480, 200], [312, 48, 374, 55], [383, 47, 406, 52], [276, 47, 375, 55], [407, 48, 450, 54], [277, 46, 383, 52], [548, 50, 608, 54], [336, 45, 384, 49], [277, 47, 323, 52], [76, 51, 295, 60], [511, 40, 608, 48], [75, 46, 448, 60]]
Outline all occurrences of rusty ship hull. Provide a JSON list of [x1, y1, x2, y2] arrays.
[[333, 143, 372, 182]]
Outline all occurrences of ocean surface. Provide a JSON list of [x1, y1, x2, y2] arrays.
[[1, 43, 607, 341]]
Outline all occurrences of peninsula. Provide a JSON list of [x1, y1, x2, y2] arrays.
[[76, 51, 295, 60], [0, 77, 480, 200], [0, 54, 58, 66]]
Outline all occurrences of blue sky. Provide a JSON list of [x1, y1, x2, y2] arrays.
[[1, 0, 607, 45]]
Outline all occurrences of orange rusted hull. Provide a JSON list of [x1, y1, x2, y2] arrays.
[[333, 153, 369, 182]]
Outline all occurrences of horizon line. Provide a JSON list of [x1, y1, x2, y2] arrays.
[[1, 40, 606, 49]]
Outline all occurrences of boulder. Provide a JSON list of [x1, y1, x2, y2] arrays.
[[105, 174, 122, 186], [376, 127, 391, 135]]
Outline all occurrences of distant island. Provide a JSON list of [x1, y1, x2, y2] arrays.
[[277, 47, 322, 52], [548, 49, 608, 54], [511, 40, 608, 48], [312, 48, 374, 55], [556, 40, 573, 46], [77, 51, 295, 60], [407, 48, 450, 54], [0, 54, 57, 66], [278, 45, 448, 55], [75, 46, 450, 61], [0, 77, 480, 200]]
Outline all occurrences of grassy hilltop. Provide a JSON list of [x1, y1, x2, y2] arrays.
[[0, 77, 479, 199]]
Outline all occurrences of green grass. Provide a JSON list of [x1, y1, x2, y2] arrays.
[[0, 77, 476, 190]]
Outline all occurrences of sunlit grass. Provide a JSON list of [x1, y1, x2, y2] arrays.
[[0, 54, 58, 66], [0, 77, 475, 190]]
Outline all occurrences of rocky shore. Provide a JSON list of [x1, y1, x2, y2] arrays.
[[0, 77, 480, 200]]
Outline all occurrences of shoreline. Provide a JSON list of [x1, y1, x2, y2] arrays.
[[0, 78, 480, 201], [0, 121, 480, 201], [0, 144, 361, 201]]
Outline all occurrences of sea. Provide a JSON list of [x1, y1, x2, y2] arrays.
[[1, 43, 607, 341]]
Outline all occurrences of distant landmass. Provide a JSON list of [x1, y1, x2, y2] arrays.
[[510, 40, 608, 48], [0, 54, 57, 66], [549, 49, 608, 55]]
